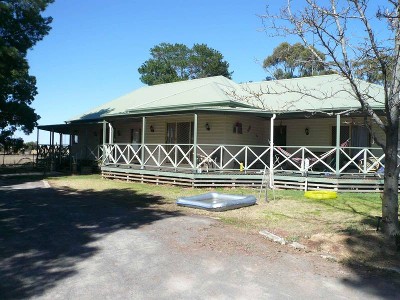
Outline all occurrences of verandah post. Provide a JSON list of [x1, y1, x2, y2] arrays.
[[193, 113, 198, 172], [85, 127, 88, 160], [270, 114, 276, 189], [336, 114, 341, 176], [141, 116, 146, 169], [36, 128, 40, 167], [50, 129, 54, 171], [59, 133, 62, 165], [69, 126, 73, 171], [102, 120, 107, 164], [108, 123, 113, 144]]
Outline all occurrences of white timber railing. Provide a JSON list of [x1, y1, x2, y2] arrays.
[[69, 145, 104, 162], [100, 143, 390, 175]]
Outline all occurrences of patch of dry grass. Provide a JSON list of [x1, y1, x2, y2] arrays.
[[48, 175, 399, 265]]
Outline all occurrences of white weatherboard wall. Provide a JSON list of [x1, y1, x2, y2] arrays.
[[112, 119, 142, 144], [131, 113, 269, 146]]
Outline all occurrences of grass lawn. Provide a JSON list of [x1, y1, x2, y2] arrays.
[[48, 174, 399, 268]]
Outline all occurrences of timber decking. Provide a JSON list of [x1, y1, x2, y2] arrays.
[[101, 165, 387, 192]]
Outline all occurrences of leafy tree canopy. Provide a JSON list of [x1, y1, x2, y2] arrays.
[[0, 0, 53, 139], [353, 55, 394, 85], [23, 140, 37, 151], [0, 133, 23, 154], [263, 42, 332, 79], [138, 43, 233, 85]]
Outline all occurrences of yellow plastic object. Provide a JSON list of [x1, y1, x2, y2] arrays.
[[304, 190, 337, 200]]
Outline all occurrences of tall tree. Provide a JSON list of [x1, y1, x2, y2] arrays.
[[353, 55, 394, 85], [190, 44, 232, 79], [263, 42, 330, 79], [138, 43, 232, 85], [263, 0, 400, 248], [0, 0, 53, 139]]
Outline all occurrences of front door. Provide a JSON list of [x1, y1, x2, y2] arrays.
[[274, 125, 287, 147], [130, 128, 141, 159]]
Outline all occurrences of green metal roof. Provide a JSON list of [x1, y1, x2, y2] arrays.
[[67, 74, 384, 123], [69, 76, 249, 122], [238, 74, 384, 113]]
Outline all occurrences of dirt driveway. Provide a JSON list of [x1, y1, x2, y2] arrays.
[[0, 178, 399, 299]]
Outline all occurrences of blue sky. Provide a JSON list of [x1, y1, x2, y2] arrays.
[[23, 0, 292, 142]]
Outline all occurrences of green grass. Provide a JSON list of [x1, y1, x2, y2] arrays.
[[48, 175, 382, 235], [47, 174, 399, 264]]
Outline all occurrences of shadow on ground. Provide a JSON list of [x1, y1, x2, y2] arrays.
[[0, 180, 181, 299], [338, 217, 400, 298]]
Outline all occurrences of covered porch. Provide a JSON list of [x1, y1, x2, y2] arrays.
[[37, 112, 389, 192]]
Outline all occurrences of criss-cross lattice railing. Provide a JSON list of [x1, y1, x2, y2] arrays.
[[101, 143, 388, 175]]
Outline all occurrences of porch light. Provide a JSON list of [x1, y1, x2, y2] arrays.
[[205, 123, 210, 131], [305, 127, 310, 135], [150, 125, 155, 132]]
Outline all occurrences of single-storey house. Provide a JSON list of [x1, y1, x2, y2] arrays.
[[38, 74, 389, 191]]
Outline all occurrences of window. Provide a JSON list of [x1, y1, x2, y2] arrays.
[[130, 129, 141, 144], [72, 131, 79, 144]]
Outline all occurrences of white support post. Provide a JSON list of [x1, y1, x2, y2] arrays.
[[36, 128, 40, 165], [108, 123, 113, 144], [244, 146, 248, 172], [102, 121, 107, 165], [59, 133, 62, 164], [50, 129, 55, 171], [85, 127, 88, 159], [336, 114, 341, 176], [141, 117, 146, 169], [102, 121, 107, 144], [269, 114, 276, 189], [193, 114, 198, 172]]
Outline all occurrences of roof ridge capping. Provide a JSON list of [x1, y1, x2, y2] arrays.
[[139, 75, 232, 89], [240, 73, 340, 85], [241, 73, 383, 90]]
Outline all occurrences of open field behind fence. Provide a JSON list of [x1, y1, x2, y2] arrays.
[[0, 154, 37, 166]]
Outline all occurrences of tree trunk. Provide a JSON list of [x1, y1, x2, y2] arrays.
[[382, 125, 400, 249]]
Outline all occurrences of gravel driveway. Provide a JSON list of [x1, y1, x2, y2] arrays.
[[0, 178, 399, 299]]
